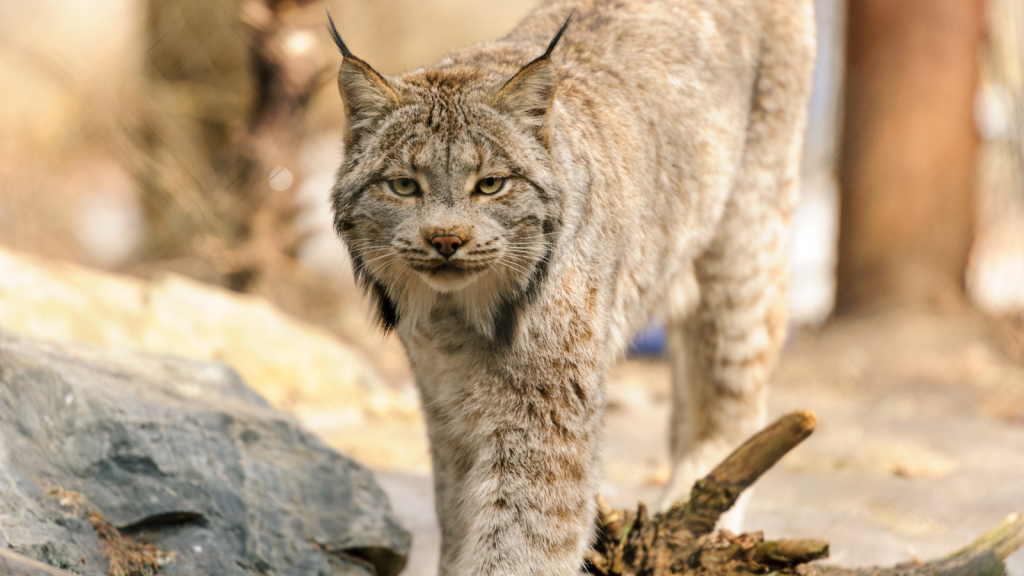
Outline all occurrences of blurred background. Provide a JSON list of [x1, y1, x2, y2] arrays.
[[1, 0, 1023, 574]]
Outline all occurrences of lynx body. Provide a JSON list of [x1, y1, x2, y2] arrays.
[[330, 1, 815, 574]]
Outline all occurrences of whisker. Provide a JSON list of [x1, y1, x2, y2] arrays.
[[502, 243, 548, 250], [511, 233, 557, 241], [359, 255, 403, 274], [503, 244, 546, 252], [503, 250, 552, 263], [347, 245, 395, 257], [498, 259, 533, 276], [359, 251, 405, 269]]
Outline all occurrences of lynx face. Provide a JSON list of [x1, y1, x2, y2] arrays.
[[332, 32, 568, 340]]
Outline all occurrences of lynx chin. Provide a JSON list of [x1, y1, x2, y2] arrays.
[[329, 0, 814, 573]]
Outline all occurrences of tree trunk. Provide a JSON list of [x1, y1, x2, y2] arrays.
[[835, 0, 986, 315]]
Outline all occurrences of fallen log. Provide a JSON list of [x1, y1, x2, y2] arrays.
[[805, 513, 1024, 576], [585, 410, 1024, 576]]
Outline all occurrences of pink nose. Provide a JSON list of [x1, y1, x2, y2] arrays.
[[431, 235, 463, 257]]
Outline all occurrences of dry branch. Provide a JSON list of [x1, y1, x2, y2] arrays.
[[807, 513, 1023, 576], [0, 548, 79, 576], [585, 410, 1024, 576]]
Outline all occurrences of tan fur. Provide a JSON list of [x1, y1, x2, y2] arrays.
[[330, 1, 815, 573]]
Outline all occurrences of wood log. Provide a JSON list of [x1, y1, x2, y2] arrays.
[[585, 410, 1024, 576], [806, 513, 1023, 576]]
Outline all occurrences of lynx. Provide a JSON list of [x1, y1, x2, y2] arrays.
[[329, 0, 814, 574]]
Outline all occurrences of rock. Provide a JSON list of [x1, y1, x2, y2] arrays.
[[0, 547, 81, 575], [0, 329, 411, 576], [0, 247, 421, 431]]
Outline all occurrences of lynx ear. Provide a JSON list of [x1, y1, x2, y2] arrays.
[[338, 59, 399, 141], [494, 59, 557, 132], [494, 12, 573, 144], [328, 11, 399, 146]]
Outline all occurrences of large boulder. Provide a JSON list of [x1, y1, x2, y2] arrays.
[[0, 247, 420, 428], [0, 329, 411, 576]]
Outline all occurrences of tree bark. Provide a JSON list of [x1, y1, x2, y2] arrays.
[[835, 0, 986, 314]]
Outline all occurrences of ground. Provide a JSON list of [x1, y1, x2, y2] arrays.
[[364, 310, 1024, 576]]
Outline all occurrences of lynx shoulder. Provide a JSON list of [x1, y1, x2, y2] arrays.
[[330, 1, 815, 574]]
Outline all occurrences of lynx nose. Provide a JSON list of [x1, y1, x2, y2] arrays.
[[431, 234, 463, 258]]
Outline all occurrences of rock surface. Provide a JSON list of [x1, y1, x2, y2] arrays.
[[0, 247, 420, 429], [0, 329, 411, 576]]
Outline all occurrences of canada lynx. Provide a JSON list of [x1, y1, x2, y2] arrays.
[[329, 0, 814, 573]]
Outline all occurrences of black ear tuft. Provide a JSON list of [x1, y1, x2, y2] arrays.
[[326, 9, 352, 58], [493, 12, 574, 144], [329, 16, 399, 148], [543, 10, 575, 60]]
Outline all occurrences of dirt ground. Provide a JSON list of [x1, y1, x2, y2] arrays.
[[365, 310, 1024, 576]]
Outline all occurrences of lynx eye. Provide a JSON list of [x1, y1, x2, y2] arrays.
[[476, 177, 506, 195], [388, 178, 420, 196]]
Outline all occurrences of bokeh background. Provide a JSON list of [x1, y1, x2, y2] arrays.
[[1, 0, 1023, 575]]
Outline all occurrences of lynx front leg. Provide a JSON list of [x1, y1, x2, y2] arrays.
[[453, 416, 599, 575], [427, 440, 465, 576], [424, 362, 602, 575]]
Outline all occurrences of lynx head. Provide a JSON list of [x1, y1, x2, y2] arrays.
[[329, 12, 572, 343]]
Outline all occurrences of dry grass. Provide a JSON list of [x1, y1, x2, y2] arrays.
[[40, 482, 176, 576]]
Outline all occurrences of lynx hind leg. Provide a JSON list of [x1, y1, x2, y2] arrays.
[[658, 154, 798, 529], [658, 206, 790, 528], [658, 0, 813, 525]]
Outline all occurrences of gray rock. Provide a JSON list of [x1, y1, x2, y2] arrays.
[[0, 329, 410, 576]]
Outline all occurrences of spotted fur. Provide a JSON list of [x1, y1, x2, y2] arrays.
[[330, 1, 815, 573]]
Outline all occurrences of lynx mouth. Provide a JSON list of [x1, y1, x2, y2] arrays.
[[414, 261, 486, 292], [409, 259, 491, 274]]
